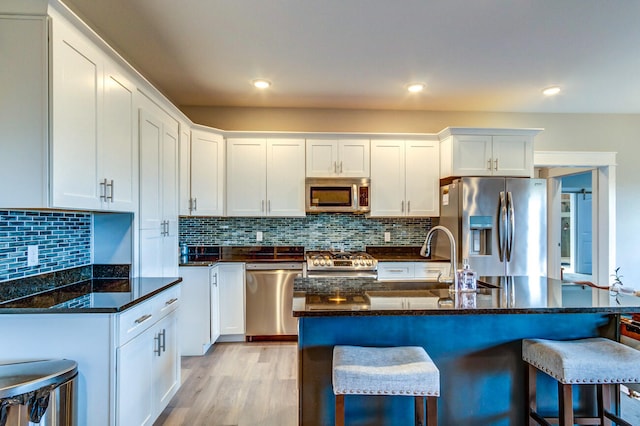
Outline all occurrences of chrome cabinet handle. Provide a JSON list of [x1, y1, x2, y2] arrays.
[[165, 298, 178, 306], [333, 161, 337, 173], [135, 314, 152, 324], [401, 200, 404, 212], [154, 333, 162, 356], [340, 161, 343, 173], [212, 273, 217, 286], [261, 200, 265, 212], [107, 179, 114, 201], [160, 329, 166, 353], [487, 159, 492, 170], [99, 178, 108, 201], [494, 159, 499, 171], [267, 200, 271, 212], [407, 200, 410, 213], [388, 269, 405, 273], [188, 198, 193, 212]]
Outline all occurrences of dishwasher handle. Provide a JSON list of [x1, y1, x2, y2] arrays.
[[245, 262, 304, 271]]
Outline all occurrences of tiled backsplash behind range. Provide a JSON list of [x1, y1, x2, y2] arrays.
[[0, 210, 92, 282], [179, 214, 433, 251]]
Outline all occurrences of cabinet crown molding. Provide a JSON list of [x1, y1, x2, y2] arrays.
[[437, 127, 544, 140]]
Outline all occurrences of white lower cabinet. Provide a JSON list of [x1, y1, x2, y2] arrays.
[[377, 262, 451, 281], [218, 263, 245, 340], [179, 265, 220, 355], [116, 286, 181, 425]]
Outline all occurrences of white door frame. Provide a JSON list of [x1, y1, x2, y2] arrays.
[[534, 151, 617, 295]]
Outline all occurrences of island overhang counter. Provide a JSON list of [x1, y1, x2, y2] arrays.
[[293, 276, 640, 425]]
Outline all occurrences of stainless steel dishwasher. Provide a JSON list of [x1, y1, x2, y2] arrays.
[[245, 262, 304, 340]]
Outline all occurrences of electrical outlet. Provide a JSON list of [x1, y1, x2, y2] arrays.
[[256, 231, 263, 242], [384, 232, 391, 242], [27, 245, 39, 266]]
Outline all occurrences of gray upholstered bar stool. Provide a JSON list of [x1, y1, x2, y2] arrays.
[[523, 337, 640, 426], [332, 345, 439, 426]]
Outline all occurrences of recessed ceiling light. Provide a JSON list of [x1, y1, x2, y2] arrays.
[[542, 86, 561, 96], [252, 79, 271, 89], [407, 83, 426, 93]]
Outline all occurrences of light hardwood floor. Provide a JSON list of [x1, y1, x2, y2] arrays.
[[154, 342, 298, 426]]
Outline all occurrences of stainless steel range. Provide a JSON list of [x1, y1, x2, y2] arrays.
[[306, 251, 378, 278]]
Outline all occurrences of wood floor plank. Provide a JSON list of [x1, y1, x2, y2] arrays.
[[154, 342, 297, 426]]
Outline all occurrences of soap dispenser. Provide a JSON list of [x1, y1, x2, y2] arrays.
[[456, 258, 477, 292]]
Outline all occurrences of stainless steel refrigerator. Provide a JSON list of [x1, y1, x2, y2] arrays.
[[435, 177, 547, 277]]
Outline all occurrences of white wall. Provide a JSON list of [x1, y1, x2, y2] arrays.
[[182, 106, 640, 286]]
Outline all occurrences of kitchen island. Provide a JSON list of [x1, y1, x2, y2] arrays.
[[293, 276, 640, 425], [0, 271, 182, 426]]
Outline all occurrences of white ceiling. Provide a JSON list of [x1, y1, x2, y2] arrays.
[[61, 0, 640, 113]]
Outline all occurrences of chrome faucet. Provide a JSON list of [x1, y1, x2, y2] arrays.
[[420, 225, 457, 287]]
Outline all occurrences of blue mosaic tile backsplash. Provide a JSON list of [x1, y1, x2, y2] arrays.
[[179, 214, 434, 251], [0, 210, 92, 282]]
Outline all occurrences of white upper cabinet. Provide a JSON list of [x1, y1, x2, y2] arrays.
[[180, 128, 225, 216], [370, 140, 439, 217], [227, 138, 305, 217], [0, 16, 49, 208], [101, 63, 137, 211], [138, 105, 179, 278], [439, 128, 540, 178], [50, 12, 137, 211], [306, 139, 370, 177]]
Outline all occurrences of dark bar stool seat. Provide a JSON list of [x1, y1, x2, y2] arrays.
[[523, 337, 640, 426], [332, 345, 439, 426]]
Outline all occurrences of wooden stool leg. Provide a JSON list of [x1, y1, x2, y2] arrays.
[[414, 396, 425, 426], [527, 364, 538, 425], [558, 383, 573, 426], [598, 384, 613, 426], [426, 396, 438, 426], [335, 394, 344, 426]]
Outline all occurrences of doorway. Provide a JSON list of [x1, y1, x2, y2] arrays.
[[559, 171, 593, 281], [534, 150, 616, 291]]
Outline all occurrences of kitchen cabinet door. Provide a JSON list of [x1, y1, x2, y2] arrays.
[[492, 135, 532, 177], [179, 266, 214, 355], [189, 129, 225, 216], [451, 135, 493, 177], [266, 139, 306, 216], [138, 106, 179, 278], [305, 139, 338, 177], [226, 138, 267, 216], [306, 139, 370, 177], [210, 265, 221, 344], [338, 139, 370, 177], [51, 17, 102, 210], [370, 140, 405, 216], [117, 326, 154, 426], [101, 63, 136, 211], [405, 141, 439, 217], [178, 124, 191, 216], [218, 263, 245, 337], [152, 310, 180, 419], [0, 16, 49, 208]]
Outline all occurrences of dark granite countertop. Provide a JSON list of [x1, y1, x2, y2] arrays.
[[0, 277, 182, 313], [366, 246, 449, 262], [179, 245, 305, 266], [293, 275, 640, 316]]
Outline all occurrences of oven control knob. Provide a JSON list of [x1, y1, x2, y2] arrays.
[[320, 259, 326, 266], [313, 259, 319, 266]]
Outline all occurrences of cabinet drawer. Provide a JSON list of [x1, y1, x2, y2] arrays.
[[154, 285, 180, 318], [118, 285, 181, 346], [377, 262, 414, 280], [118, 298, 156, 346], [414, 263, 450, 281]]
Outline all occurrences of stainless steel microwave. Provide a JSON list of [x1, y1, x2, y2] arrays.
[[305, 177, 370, 213]]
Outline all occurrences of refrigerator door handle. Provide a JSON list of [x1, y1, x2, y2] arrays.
[[506, 191, 515, 261], [498, 191, 507, 262]]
